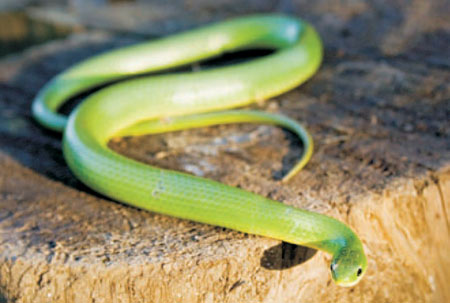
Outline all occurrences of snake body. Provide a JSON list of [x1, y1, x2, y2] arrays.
[[33, 15, 367, 286]]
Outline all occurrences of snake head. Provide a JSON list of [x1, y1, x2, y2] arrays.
[[330, 245, 367, 287]]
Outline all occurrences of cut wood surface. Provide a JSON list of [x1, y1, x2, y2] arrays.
[[0, 1, 449, 302]]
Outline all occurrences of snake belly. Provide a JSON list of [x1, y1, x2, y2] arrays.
[[32, 15, 367, 286]]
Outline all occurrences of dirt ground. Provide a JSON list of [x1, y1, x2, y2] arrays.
[[0, 0, 449, 302]]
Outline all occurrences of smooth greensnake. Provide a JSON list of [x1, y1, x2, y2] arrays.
[[32, 15, 367, 287]]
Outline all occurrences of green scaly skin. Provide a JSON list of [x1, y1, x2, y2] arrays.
[[32, 15, 367, 286]]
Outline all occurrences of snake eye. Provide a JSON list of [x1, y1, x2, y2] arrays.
[[330, 263, 337, 272], [357, 267, 362, 276]]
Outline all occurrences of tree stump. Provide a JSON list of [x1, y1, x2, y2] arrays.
[[0, 1, 449, 302]]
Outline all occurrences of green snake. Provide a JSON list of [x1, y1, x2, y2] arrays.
[[32, 15, 367, 287]]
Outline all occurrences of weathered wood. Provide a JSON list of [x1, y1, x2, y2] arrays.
[[0, 1, 449, 302]]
